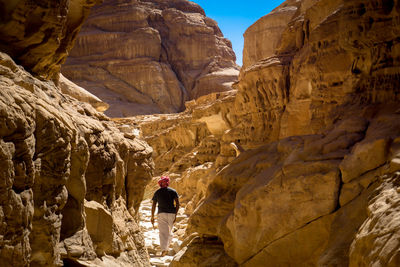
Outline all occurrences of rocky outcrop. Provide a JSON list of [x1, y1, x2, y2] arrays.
[[349, 172, 400, 267], [59, 74, 109, 112], [0, 52, 154, 266], [0, 0, 100, 80], [187, 0, 400, 265], [62, 0, 239, 117], [0, 0, 155, 265], [120, 0, 400, 265]]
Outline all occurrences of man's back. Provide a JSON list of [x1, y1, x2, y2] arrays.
[[152, 187, 178, 214]]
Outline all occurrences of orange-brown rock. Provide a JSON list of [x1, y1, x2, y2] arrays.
[[185, 0, 400, 265], [170, 235, 237, 267], [59, 74, 109, 112], [349, 173, 400, 267], [0, 51, 154, 266], [0, 0, 100, 80], [119, 0, 400, 266], [62, 0, 239, 117]]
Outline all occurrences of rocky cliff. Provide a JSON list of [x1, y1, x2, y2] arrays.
[[0, 0, 154, 266], [0, 0, 100, 81], [121, 0, 400, 265], [62, 0, 239, 117]]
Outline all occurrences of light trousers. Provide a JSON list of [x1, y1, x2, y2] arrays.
[[157, 212, 175, 251]]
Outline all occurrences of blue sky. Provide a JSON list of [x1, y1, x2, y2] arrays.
[[190, 0, 286, 66]]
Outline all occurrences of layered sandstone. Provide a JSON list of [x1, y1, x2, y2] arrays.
[[121, 0, 400, 265], [0, 51, 154, 266], [188, 0, 400, 265], [62, 0, 239, 117], [0, 0, 155, 266]]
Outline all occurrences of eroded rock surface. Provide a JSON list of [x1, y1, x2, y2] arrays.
[[0, 52, 154, 266], [0, 0, 159, 264], [121, 0, 400, 265], [0, 0, 100, 80], [62, 0, 239, 117], [59, 74, 109, 112]]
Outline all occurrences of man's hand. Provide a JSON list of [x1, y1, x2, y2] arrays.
[[151, 200, 157, 228]]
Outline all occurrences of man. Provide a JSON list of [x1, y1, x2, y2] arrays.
[[151, 176, 180, 256]]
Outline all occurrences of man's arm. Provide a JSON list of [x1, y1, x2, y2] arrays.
[[173, 197, 180, 223], [151, 200, 157, 226]]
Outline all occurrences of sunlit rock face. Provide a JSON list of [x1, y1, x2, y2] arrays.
[[120, 0, 400, 265], [0, 0, 154, 265], [62, 0, 239, 117], [0, 52, 154, 266], [187, 0, 400, 265]]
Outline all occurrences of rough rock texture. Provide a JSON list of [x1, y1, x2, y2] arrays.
[[188, 0, 400, 265], [62, 0, 239, 117], [120, 0, 400, 265], [0, 0, 100, 80], [170, 236, 237, 267], [0, 0, 158, 264], [349, 173, 400, 267], [0, 52, 154, 266], [59, 74, 109, 112], [115, 90, 238, 176]]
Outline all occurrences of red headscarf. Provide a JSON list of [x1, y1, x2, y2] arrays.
[[158, 176, 170, 188]]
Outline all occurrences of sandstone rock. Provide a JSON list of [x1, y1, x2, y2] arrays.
[[350, 173, 400, 267], [0, 0, 100, 80], [84, 200, 114, 255], [0, 51, 153, 266], [62, 0, 239, 117], [242, 182, 375, 267], [59, 229, 96, 262], [242, 0, 299, 68], [59, 74, 109, 112], [109, 0, 400, 265], [340, 138, 389, 183], [170, 236, 237, 267], [230, 0, 400, 148]]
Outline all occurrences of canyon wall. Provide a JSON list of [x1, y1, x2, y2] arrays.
[[0, 0, 154, 266], [62, 0, 239, 117], [124, 0, 400, 265]]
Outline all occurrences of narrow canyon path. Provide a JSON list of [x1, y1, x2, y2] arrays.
[[139, 199, 188, 267]]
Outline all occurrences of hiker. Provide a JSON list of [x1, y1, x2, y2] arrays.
[[151, 176, 180, 256]]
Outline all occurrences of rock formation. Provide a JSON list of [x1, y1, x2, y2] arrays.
[[0, 0, 101, 81], [0, 0, 154, 266], [62, 0, 239, 117], [121, 0, 400, 265], [59, 74, 109, 112], [2, 0, 400, 265]]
